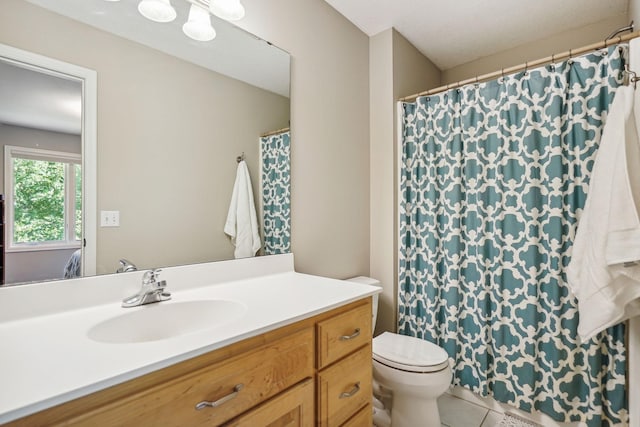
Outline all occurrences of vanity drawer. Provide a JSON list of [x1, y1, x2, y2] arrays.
[[317, 344, 372, 427], [223, 378, 314, 426], [65, 327, 314, 427], [340, 404, 372, 427], [317, 300, 371, 369]]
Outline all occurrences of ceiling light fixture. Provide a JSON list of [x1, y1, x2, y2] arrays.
[[137, 0, 177, 23], [105, 0, 245, 42], [209, 0, 245, 21], [183, 4, 217, 41]]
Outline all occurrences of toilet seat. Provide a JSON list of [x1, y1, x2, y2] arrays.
[[373, 332, 449, 373]]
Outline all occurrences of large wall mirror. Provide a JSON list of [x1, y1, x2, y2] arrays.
[[0, 0, 291, 285]]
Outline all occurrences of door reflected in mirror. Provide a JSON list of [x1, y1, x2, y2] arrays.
[[0, 46, 96, 285], [0, 0, 290, 286]]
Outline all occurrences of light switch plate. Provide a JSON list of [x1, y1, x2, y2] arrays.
[[100, 210, 120, 227]]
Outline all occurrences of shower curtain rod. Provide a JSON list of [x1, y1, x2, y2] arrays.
[[399, 30, 640, 102], [261, 127, 290, 138]]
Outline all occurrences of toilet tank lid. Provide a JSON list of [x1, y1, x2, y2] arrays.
[[345, 276, 381, 286]]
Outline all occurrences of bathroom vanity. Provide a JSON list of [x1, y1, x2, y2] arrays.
[[0, 254, 378, 426]]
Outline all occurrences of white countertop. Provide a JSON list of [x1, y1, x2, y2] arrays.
[[0, 255, 380, 423]]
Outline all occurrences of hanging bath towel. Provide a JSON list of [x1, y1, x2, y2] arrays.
[[567, 85, 640, 341], [224, 160, 261, 259]]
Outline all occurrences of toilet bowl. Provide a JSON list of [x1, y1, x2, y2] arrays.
[[345, 277, 452, 427], [373, 332, 451, 427]]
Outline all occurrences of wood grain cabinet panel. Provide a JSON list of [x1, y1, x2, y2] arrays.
[[223, 378, 314, 427], [340, 404, 372, 427], [317, 345, 372, 427], [62, 328, 314, 427], [316, 302, 371, 369]]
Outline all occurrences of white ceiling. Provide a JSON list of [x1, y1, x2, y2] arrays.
[[324, 0, 629, 70], [25, 0, 290, 97], [0, 60, 82, 135], [6, 0, 290, 136]]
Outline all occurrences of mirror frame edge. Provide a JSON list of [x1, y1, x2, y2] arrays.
[[0, 42, 97, 277]]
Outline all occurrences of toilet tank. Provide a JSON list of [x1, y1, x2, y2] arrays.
[[345, 276, 382, 332]]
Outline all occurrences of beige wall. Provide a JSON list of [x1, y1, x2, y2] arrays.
[[369, 29, 441, 334], [237, 0, 371, 278], [442, 14, 630, 85], [632, 0, 640, 37], [6, 249, 77, 284], [0, 0, 289, 274], [369, 30, 394, 334], [0, 124, 81, 190]]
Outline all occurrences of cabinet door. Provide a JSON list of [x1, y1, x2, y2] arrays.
[[62, 328, 314, 427], [317, 301, 371, 369], [317, 345, 372, 427], [340, 404, 372, 427], [224, 379, 314, 427]]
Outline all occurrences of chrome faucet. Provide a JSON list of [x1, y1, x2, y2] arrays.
[[117, 259, 138, 273], [122, 268, 171, 308]]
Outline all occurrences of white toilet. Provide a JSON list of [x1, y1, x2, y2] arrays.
[[347, 277, 452, 427]]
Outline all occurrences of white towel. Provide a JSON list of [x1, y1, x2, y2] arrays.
[[567, 85, 640, 341], [224, 160, 261, 259]]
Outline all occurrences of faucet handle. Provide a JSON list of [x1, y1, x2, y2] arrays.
[[143, 268, 162, 284], [117, 259, 137, 273]]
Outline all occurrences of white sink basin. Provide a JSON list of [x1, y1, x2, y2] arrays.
[[87, 300, 247, 344]]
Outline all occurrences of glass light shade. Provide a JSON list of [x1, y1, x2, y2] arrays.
[[209, 0, 245, 21], [138, 0, 177, 23], [183, 4, 216, 41]]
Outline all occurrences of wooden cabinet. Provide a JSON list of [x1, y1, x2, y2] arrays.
[[340, 404, 373, 427], [317, 302, 371, 369], [6, 298, 372, 427], [63, 328, 314, 427], [316, 302, 372, 427], [224, 379, 314, 427]]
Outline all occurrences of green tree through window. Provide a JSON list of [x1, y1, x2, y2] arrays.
[[6, 146, 81, 249], [14, 158, 66, 243]]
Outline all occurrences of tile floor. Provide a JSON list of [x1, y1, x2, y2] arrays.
[[438, 393, 504, 427], [437, 391, 582, 427]]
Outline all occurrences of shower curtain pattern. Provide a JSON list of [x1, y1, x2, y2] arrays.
[[398, 46, 627, 425], [260, 131, 291, 255]]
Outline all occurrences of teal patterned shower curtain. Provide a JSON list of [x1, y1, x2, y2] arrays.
[[260, 130, 291, 255], [398, 46, 627, 425]]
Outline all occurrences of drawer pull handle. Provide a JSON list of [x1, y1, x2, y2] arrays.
[[339, 382, 361, 399], [339, 328, 361, 341], [195, 384, 244, 410]]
